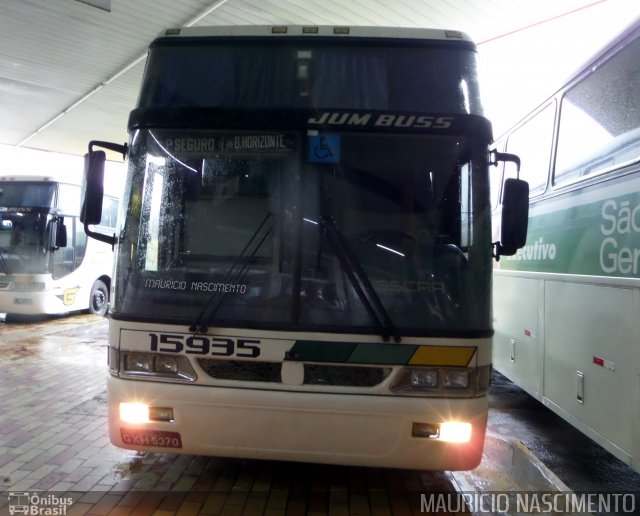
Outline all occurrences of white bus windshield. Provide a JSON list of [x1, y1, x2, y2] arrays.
[[0, 182, 57, 274], [0, 181, 56, 208], [114, 129, 491, 337]]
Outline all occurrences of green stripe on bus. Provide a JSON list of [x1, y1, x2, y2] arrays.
[[289, 341, 356, 363], [348, 343, 417, 365], [498, 191, 640, 277], [289, 341, 417, 364]]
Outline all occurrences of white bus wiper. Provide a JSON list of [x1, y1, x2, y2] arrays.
[[189, 212, 274, 334], [320, 216, 401, 343], [0, 247, 9, 274]]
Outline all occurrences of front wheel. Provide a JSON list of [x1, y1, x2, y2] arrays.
[[89, 279, 109, 317]]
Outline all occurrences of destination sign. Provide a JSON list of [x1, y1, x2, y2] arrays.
[[162, 133, 295, 155]]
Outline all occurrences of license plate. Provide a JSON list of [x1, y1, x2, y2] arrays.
[[120, 428, 182, 449]]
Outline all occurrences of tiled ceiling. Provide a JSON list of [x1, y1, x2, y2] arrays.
[[0, 0, 628, 157]]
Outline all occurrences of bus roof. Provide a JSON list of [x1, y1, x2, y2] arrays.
[[0, 175, 58, 183], [155, 25, 474, 45]]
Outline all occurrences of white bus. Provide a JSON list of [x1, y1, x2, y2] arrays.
[[491, 19, 640, 473], [81, 25, 527, 470], [0, 175, 118, 317]]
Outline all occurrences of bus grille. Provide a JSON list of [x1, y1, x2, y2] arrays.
[[196, 359, 391, 387]]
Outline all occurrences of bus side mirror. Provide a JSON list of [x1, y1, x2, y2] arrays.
[[81, 140, 127, 248], [496, 178, 529, 259], [55, 218, 67, 249], [50, 217, 67, 251], [81, 150, 106, 225]]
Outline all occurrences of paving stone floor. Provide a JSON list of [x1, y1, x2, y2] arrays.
[[0, 314, 459, 515]]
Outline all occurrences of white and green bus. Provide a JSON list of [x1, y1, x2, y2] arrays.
[[0, 175, 118, 317], [491, 19, 640, 473], [81, 25, 527, 470]]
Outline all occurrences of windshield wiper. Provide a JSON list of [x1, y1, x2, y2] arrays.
[[320, 216, 401, 343], [0, 247, 8, 274], [189, 212, 274, 334]]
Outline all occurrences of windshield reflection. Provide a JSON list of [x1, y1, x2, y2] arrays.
[[114, 129, 490, 336]]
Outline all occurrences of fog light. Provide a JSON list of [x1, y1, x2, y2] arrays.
[[120, 403, 149, 424], [439, 422, 472, 443], [411, 369, 438, 388], [149, 407, 174, 422], [412, 422, 439, 438]]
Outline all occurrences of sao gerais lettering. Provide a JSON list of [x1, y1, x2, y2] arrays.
[[600, 198, 640, 275]]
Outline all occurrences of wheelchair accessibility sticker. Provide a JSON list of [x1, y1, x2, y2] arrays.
[[308, 134, 340, 163]]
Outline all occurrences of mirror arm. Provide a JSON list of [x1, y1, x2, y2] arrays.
[[489, 150, 521, 178], [84, 222, 117, 250], [492, 242, 502, 262], [88, 140, 128, 159]]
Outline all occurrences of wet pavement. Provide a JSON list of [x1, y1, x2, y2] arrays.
[[1, 314, 638, 515], [487, 372, 640, 494], [0, 314, 459, 515]]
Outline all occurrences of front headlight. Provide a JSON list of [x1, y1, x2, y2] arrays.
[[125, 353, 153, 373], [118, 351, 197, 382], [410, 369, 439, 388], [390, 365, 489, 397], [442, 369, 470, 389]]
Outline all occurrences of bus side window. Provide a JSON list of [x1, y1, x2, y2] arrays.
[[555, 36, 640, 185], [504, 102, 555, 197]]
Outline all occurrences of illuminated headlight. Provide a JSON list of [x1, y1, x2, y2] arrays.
[[120, 352, 197, 382], [120, 402, 149, 424], [411, 421, 472, 442], [439, 422, 472, 443], [120, 403, 175, 424], [442, 370, 470, 389]]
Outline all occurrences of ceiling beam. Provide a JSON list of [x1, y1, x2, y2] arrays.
[[17, 0, 231, 148]]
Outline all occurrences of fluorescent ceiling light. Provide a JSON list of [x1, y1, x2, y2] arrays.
[[74, 0, 111, 12]]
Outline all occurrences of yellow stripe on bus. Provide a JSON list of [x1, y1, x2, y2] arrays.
[[409, 346, 476, 367]]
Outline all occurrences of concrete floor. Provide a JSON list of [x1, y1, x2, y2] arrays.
[[1, 313, 639, 515]]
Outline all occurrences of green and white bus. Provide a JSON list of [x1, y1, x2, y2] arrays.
[[491, 19, 640, 473], [82, 25, 527, 470], [0, 175, 118, 317]]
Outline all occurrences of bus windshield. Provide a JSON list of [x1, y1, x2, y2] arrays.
[[0, 181, 56, 208], [137, 39, 482, 114], [114, 128, 491, 336], [0, 182, 57, 274]]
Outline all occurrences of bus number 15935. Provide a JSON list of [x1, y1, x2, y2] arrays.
[[148, 332, 261, 358]]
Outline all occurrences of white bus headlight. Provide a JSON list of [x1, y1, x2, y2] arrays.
[[390, 365, 490, 396], [410, 369, 438, 388], [120, 402, 150, 424], [125, 353, 153, 372], [439, 422, 472, 443], [120, 352, 197, 382], [155, 356, 179, 374], [442, 370, 470, 389]]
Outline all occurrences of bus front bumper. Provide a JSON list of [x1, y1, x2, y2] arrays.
[[108, 376, 487, 471]]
